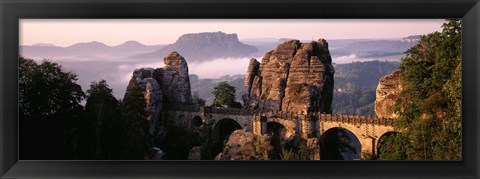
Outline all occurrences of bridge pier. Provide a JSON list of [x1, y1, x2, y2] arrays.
[[252, 115, 262, 135], [260, 116, 268, 135], [359, 136, 377, 160]]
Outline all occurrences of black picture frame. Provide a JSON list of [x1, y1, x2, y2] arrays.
[[1, 0, 479, 178]]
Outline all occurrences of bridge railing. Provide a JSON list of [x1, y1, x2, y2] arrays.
[[313, 113, 395, 126], [266, 110, 395, 126], [203, 107, 254, 116], [164, 105, 395, 126]]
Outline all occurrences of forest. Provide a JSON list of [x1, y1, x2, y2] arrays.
[[18, 20, 461, 160]]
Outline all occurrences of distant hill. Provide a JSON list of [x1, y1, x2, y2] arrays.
[[188, 60, 401, 112], [133, 32, 258, 62], [330, 40, 417, 58], [20, 41, 166, 59], [332, 60, 401, 115]]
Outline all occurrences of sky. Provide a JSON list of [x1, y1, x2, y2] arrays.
[[20, 19, 445, 46]]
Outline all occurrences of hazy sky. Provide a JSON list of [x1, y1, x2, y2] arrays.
[[20, 19, 445, 47]]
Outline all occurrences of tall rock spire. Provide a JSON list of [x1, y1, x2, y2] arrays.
[[243, 39, 334, 114]]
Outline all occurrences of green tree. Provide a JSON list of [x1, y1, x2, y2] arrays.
[[119, 77, 148, 160], [379, 19, 461, 160], [212, 81, 241, 108], [19, 56, 85, 159], [19, 57, 85, 120], [80, 80, 120, 159]]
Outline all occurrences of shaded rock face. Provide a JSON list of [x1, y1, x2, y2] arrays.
[[188, 146, 202, 160], [215, 130, 270, 160], [375, 70, 402, 118], [83, 94, 119, 159], [130, 51, 192, 137], [243, 39, 335, 114], [132, 68, 163, 137], [159, 51, 192, 105]]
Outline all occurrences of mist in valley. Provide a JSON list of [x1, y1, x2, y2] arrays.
[[20, 37, 413, 106]]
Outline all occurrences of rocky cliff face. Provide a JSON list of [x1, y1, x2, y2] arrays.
[[374, 70, 402, 118], [133, 31, 258, 62], [130, 51, 192, 137], [132, 68, 163, 136], [243, 39, 335, 114], [158, 52, 192, 104]]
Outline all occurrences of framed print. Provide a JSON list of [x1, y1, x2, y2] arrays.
[[1, 0, 479, 178]]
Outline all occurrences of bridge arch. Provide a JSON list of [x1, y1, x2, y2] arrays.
[[266, 121, 287, 159], [267, 117, 296, 141], [192, 115, 203, 127], [319, 127, 361, 160], [212, 118, 243, 156], [376, 131, 399, 159]]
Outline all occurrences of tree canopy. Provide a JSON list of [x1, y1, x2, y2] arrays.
[[19, 56, 86, 120], [212, 81, 242, 108], [378, 19, 462, 160], [119, 77, 148, 159], [81, 79, 120, 159], [19, 56, 86, 159]]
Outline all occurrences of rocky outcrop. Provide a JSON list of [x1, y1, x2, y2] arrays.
[[149, 147, 165, 160], [242, 58, 260, 105], [374, 70, 402, 118], [306, 138, 321, 160], [188, 146, 202, 160], [129, 51, 192, 137], [133, 31, 258, 62], [83, 91, 119, 159], [159, 51, 192, 105], [243, 39, 334, 114], [132, 68, 163, 136], [215, 130, 270, 160]]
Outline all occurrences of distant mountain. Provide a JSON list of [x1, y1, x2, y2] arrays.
[[66, 41, 111, 54], [20, 41, 166, 59], [133, 32, 258, 62], [114, 41, 150, 51]]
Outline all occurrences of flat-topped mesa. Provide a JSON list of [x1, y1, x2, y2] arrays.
[[176, 31, 239, 44], [135, 31, 258, 62], [243, 39, 335, 114], [128, 51, 193, 136]]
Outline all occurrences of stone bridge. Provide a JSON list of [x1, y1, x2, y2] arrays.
[[164, 105, 395, 160]]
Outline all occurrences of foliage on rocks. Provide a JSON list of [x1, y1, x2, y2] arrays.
[[379, 19, 462, 160]]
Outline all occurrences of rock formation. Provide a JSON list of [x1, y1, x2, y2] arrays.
[[132, 68, 163, 136], [188, 146, 202, 160], [83, 90, 119, 159], [133, 31, 258, 62], [159, 51, 192, 104], [129, 51, 192, 137], [243, 39, 335, 114], [374, 70, 402, 118], [215, 130, 270, 160]]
